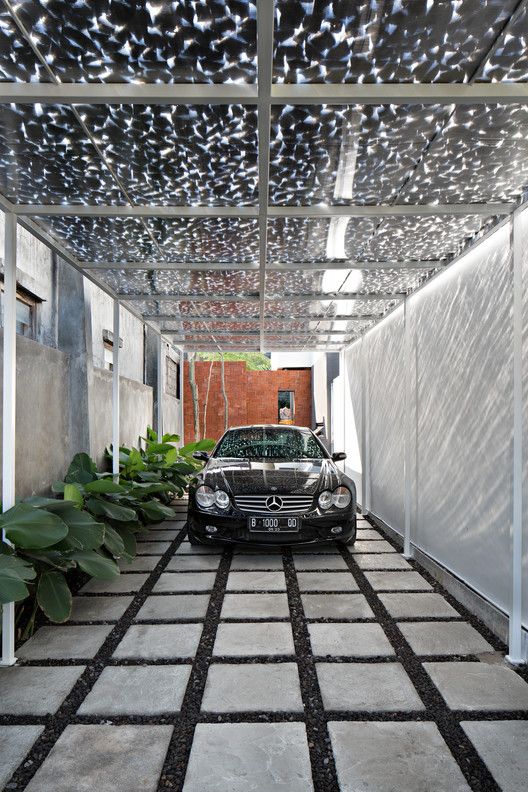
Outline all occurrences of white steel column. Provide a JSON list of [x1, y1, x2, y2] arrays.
[[156, 336, 164, 439], [112, 300, 120, 481], [507, 211, 525, 664], [179, 349, 184, 443], [1, 213, 17, 666], [403, 298, 414, 559]]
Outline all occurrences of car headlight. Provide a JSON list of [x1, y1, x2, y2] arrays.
[[214, 490, 230, 509], [195, 485, 215, 508], [332, 486, 352, 509], [318, 490, 333, 510]]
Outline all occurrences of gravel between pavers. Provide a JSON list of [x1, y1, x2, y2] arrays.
[[3, 512, 528, 792]]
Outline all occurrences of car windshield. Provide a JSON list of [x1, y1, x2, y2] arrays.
[[214, 427, 327, 460]]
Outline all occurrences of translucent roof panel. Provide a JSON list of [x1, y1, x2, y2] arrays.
[[0, 104, 124, 205], [400, 105, 528, 204], [365, 215, 484, 261], [273, 0, 521, 84], [78, 104, 258, 206], [36, 217, 260, 264], [39, 216, 158, 262], [1, 1, 257, 83], [0, 7, 52, 81], [149, 218, 259, 263], [265, 269, 431, 297], [95, 269, 260, 298], [269, 104, 449, 205], [129, 300, 260, 321], [267, 217, 377, 263]]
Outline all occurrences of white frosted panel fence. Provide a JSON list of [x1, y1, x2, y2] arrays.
[[343, 215, 525, 629], [344, 342, 363, 500], [412, 223, 513, 619], [366, 308, 405, 533]]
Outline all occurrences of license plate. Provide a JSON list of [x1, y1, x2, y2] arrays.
[[248, 516, 300, 533]]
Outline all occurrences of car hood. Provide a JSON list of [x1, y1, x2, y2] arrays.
[[198, 458, 340, 495]]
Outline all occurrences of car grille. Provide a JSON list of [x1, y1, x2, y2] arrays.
[[234, 494, 314, 515]]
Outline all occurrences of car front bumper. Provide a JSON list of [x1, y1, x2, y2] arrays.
[[187, 508, 357, 547]]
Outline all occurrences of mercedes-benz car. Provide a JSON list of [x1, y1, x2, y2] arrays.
[[187, 424, 356, 547]]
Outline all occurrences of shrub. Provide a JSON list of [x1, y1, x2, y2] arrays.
[[0, 430, 214, 640]]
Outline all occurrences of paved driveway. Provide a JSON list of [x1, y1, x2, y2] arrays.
[[1, 507, 527, 791]]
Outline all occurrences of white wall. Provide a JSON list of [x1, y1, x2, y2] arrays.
[[343, 214, 527, 638]]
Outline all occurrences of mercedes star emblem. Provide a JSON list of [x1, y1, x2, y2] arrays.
[[266, 495, 283, 512]]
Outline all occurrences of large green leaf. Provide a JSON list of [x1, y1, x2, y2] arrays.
[[26, 496, 76, 514], [64, 483, 84, 508], [60, 507, 105, 550], [64, 452, 97, 484], [145, 442, 176, 455], [70, 550, 120, 579], [0, 575, 29, 604], [0, 504, 69, 549], [116, 526, 136, 559], [162, 433, 180, 443], [0, 554, 35, 604], [140, 500, 176, 522], [86, 498, 138, 523], [37, 571, 72, 622], [103, 524, 125, 558], [84, 479, 125, 494]]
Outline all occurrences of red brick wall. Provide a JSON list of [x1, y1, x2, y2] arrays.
[[183, 361, 312, 443]]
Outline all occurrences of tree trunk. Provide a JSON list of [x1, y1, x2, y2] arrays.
[[202, 360, 214, 439], [220, 352, 229, 431], [188, 353, 200, 441]]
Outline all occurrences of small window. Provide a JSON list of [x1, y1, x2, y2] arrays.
[[166, 356, 180, 399], [0, 286, 37, 339], [278, 390, 295, 424], [103, 340, 114, 371]]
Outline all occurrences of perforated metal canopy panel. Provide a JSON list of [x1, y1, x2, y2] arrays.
[[0, 0, 526, 351]]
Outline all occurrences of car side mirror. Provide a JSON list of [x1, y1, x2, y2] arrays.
[[332, 451, 347, 462], [192, 450, 210, 462]]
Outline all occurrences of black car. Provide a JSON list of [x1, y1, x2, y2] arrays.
[[187, 424, 357, 547]]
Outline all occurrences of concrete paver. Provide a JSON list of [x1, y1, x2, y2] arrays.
[[317, 662, 425, 711], [17, 626, 112, 660], [202, 663, 303, 712], [461, 721, 528, 792], [24, 725, 173, 792], [183, 723, 313, 792], [78, 665, 191, 715], [213, 622, 295, 656], [328, 721, 470, 792], [113, 624, 203, 659]]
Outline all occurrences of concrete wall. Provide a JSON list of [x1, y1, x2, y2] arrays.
[[342, 213, 528, 644], [0, 332, 71, 497], [91, 368, 153, 465], [87, 281, 145, 383]]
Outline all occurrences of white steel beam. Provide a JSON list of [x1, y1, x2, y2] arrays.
[[144, 313, 379, 322], [0, 82, 258, 105], [112, 300, 120, 482], [2, 81, 528, 105], [271, 82, 528, 105], [119, 292, 402, 303], [80, 259, 442, 271], [162, 328, 355, 337], [1, 213, 17, 666], [507, 209, 525, 665], [15, 204, 511, 218], [257, 0, 274, 352]]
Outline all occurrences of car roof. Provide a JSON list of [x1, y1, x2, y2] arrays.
[[224, 424, 311, 431]]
